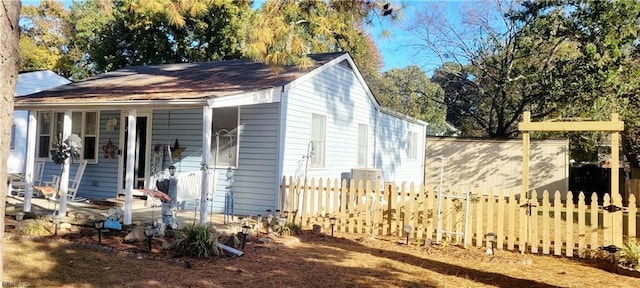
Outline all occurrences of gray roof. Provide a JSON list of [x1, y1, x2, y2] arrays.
[[15, 53, 346, 106]]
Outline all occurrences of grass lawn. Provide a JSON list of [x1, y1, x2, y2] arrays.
[[3, 228, 640, 288]]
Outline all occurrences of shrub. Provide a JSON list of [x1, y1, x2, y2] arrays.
[[618, 239, 640, 270], [166, 224, 221, 258], [21, 221, 49, 236]]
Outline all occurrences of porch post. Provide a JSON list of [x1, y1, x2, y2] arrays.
[[124, 110, 137, 225], [58, 110, 72, 217], [23, 111, 38, 212], [201, 107, 213, 224]]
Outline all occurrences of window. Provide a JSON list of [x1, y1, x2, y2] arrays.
[[310, 114, 326, 168], [211, 107, 240, 168], [10, 124, 16, 149], [37, 111, 100, 162], [407, 131, 418, 160], [358, 124, 368, 166]]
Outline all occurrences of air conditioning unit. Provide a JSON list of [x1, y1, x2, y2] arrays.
[[351, 168, 381, 187]]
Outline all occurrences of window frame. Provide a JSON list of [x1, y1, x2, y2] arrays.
[[310, 113, 326, 168], [358, 123, 368, 167], [36, 111, 100, 163], [407, 130, 418, 160], [211, 107, 240, 169]]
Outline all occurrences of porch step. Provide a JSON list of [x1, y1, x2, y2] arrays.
[[96, 196, 147, 209]]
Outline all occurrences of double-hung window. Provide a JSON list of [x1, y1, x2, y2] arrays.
[[358, 124, 368, 167], [37, 111, 99, 162], [211, 107, 240, 168], [310, 114, 326, 168], [407, 131, 418, 160]]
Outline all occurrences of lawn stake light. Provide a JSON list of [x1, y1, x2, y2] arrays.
[[15, 212, 25, 234], [486, 232, 497, 255], [53, 215, 61, 236], [277, 217, 286, 236], [94, 220, 105, 244], [241, 225, 250, 250], [329, 217, 337, 237], [404, 224, 413, 245], [283, 210, 289, 220], [144, 225, 154, 252]]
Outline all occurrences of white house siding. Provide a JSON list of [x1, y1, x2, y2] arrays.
[[163, 105, 280, 216], [375, 111, 427, 184], [281, 61, 378, 184], [10, 71, 70, 174]]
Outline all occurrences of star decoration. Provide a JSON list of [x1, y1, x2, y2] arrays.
[[102, 139, 117, 159], [171, 139, 186, 160]]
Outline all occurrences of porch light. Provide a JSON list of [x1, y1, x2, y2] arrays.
[[168, 165, 176, 176], [404, 224, 413, 245], [329, 217, 337, 237], [94, 220, 105, 244], [241, 225, 250, 250], [144, 224, 154, 252], [226, 167, 234, 180], [486, 232, 497, 255]]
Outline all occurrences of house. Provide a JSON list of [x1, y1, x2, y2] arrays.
[[424, 136, 569, 198], [10, 70, 71, 174], [14, 52, 427, 224]]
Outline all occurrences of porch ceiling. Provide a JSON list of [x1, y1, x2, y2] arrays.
[[14, 53, 345, 109]]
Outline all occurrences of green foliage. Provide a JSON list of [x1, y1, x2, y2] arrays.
[[21, 221, 50, 236], [285, 222, 302, 236], [166, 224, 221, 258], [618, 239, 640, 269]]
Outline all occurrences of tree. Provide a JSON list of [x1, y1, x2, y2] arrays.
[[513, 0, 640, 163], [409, 0, 574, 138], [373, 65, 447, 133], [1, 0, 21, 281]]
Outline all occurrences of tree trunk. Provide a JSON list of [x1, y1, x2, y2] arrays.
[[0, 0, 21, 284]]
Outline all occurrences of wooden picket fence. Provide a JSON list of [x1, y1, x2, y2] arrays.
[[280, 176, 639, 258]]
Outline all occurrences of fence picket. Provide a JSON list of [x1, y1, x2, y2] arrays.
[[554, 191, 562, 256], [340, 179, 348, 233], [475, 189, 484, 248], [566, 192, 574, 257], [425, 186, 435, 242], [374, 180, 383, 237], [310, 177, 317, 223], [348, 180, 356, 233], [542, 190, 550, 255], [409, 183, 418, 242], [590, 192, 599, 251], [356, 180, 365, 234], [497, 189, 505, 250], [530, 190, 539, 254], [507, 192, 516, 250], [629, 195, 637, 239], [487, 189, 495, 240], [519, 194, 527, 253], [603, 194, 612, 245], [578, 192, 586, 255]]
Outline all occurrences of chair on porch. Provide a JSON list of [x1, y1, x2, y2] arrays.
[[42, 160, 88, 202], [10, 160, 45, 197]]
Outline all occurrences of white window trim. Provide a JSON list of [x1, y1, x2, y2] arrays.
[[212, 107, 241, 169], [36, 111, 100, 164], [310, 113, 326, 169], [358, 123, 368, 167]]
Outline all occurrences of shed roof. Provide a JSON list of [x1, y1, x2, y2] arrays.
[[15, 53, 345, 107]]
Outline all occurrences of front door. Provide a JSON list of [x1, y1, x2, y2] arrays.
[[118, 111, 152, 196]]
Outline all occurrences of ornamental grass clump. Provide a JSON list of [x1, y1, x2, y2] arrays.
[[166, 224, 221, 258], [618, 239, 640, 271]]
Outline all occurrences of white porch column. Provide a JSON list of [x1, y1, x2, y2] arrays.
[[58, 111, 72, 217], [23, 111, 38, 212], [124, 110, 137, 224], [200, 107, 213, 224]]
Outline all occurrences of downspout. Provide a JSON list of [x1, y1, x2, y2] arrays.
[[275, 85, 286, 210]]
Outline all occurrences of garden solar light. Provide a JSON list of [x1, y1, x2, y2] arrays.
[[276, 209, 281, 217], [404, 224, 413, 245], [486, 232, 497, 255], [283, 210, 289, 219], [144, 224, 154, 252], [241, 225, 250, 250], [94, 220, 105, 244], [329, 217, 337, 237], [277, 217, 286, 236], [53, 215, 61, 236], [16, 212, 25, 233]]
